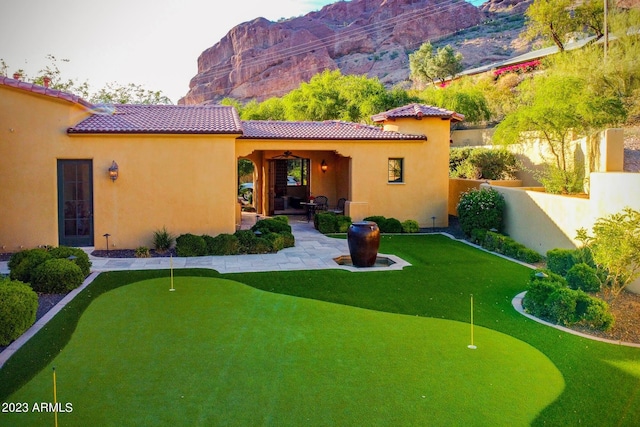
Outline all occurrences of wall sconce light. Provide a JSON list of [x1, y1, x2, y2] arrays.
[[108, 161, 119, 182], [321, 159, 328, 173]]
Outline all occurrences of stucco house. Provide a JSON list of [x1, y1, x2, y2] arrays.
[[0, 77, 462, 251]]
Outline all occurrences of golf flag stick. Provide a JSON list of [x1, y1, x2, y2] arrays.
[[170, 255, 175, 291], [468, 294, 477, 349], [53, 367, 58, 427]]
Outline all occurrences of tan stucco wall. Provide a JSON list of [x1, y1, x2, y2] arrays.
[[237, 115, 451, 228], [1, 85, 238, 251]]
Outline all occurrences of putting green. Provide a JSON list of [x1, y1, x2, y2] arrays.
[[2, 278, 563, 426]]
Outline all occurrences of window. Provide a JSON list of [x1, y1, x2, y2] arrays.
[[388, 158, 403, 183]]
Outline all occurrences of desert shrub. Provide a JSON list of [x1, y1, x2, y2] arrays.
[[134, 246, 151, 258], [0, 278, 38, 346], [32, 259, 84, 293], [546, 248, 579, 276], [450, 147, 519, 180], [566, 263, 600, 292], [449, 147, 474, 178], [380, 218, 403, 233], [153, 226, 175, 253], [456, 188, 505, 236], [176, 234, 207, 257], [9, 249, 52, 284], [205, 234, 240, 256], [252, 218, 292, 234], [48, 246, 91, 277], [401, 220, 420, 233]]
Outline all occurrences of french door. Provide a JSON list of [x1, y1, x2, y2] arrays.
[[57, 160, 94, 246]]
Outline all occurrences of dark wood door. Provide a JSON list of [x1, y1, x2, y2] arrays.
[[57, 160, 94, 246]]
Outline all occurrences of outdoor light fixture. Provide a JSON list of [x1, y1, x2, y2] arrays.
[[108, 161, 119, 182], [321, 159, 328, 173]]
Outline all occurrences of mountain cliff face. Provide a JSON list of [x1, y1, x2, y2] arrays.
[[179, 0, 527, 105]]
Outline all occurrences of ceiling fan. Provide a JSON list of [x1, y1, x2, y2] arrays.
[[272, 150, 302, 159]]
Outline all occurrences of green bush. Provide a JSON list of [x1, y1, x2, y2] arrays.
[[317, 212, 339, 234], [0, 278, 38, 346], [153, 226, 175, 253], [48, 246, 91, 277], [480, 231, 542, 263], [456, 188, 505, 236], [470, 228, 487, 245], [205, 234, 240, 256], [578, 295, 614, 330], [234, 230, 258, 253], [336, 216, 352, 233], [252, 218, 292, 234], [280, 231, 295, 248], [381, 218, 403, 233], [566, 263, 600, 292], [449, 147, 474, 178], [264, 232, 286, 252], [547, 287, 578, 326], [546, 248, 579, 276], [401, 220, 420, 233], [450, 147, 519, 180], [176, 234, 207, 257], [523, 275, 565, 319], [9, 249, 52, 284], [363, 216, 387, 227], [272, 215, 289, 224], [32, 259, 84, 293]]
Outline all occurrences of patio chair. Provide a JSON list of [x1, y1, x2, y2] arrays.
[[314, 195, 328, 211], [329, 197, 346, 215]]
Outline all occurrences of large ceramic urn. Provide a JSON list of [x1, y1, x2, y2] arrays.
[[347, 221, 380, 267]]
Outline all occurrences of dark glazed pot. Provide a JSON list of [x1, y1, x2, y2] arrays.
[[347, 221, 380, 267]]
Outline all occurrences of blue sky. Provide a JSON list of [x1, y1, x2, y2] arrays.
[[1, 0, 486, 102]]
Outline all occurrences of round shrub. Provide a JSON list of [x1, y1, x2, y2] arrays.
[[49, 246, 91, 277], [9, 248, 52, 284], [316, 212, 339, 234], [176, 234, 207, 257], [252, 218, 291, 234], [206, 234, 240, 256], [279, 231, 295, 248], [566, 263, 600, 292], [579, 295, 614, 331], [546, 248, 579, 277], [456, 188, 505, 237], [336, 216, 352, 233], [380, 218, 403, 233], [32, 258, 84, 293], [363, 216, 387, 227], [547, 287, 578, 326], [0, 278, 38, 346], [523, 277, 564, 319], [234, 230, 258, 253], [135, 246, 151, 258], [264, 232, 286, 252], [401, 220, 420, 233]]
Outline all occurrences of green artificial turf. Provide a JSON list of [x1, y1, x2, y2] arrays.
[[1, 278, 562, 426], [1, 234, 640, 425]]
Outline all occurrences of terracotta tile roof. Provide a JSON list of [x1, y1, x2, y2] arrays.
[[240, 120, 426, 140], [0, 76, 93, 108], [371, 103, 464, 123], [68, 104, 243, 134]]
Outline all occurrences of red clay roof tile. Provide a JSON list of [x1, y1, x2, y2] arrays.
[[67, 104, 243, 134], [0, 76, 93, 108], [240, 120, 426, 140], [371, 103, 464, 123]]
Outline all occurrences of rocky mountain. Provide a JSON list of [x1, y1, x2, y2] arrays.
[[179, 0, 532, 105]]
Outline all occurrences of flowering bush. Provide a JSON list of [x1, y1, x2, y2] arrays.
[[493, 60, 541, 78], [456, 188, 506, 236]]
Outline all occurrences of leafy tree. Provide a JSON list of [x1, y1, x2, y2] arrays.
[[577, 208, 640, 300], [493, 72, 625, 193], [418, 80, 491, 124], [409, 42, 463, 86], [238, 97, 287, 120]]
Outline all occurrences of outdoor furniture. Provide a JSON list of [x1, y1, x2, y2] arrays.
[[329, 198, 346, 215], [300, 201, 318, 222], [314, 195, 328, 211]]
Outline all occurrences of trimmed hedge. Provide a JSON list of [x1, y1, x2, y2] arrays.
[[48, 246, 91, 277], [315, 212, 352, 234], [252, 218, 292, 234], [566, 263, 600, 292], [0, 278, 38, 346], [205, 234, 240, 256], [401, 220, 420, 233], [32, 258, 84, 293], [546, 248, 579, 277], [474, 230, 543, 263], [9, 249, 52, 284]]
